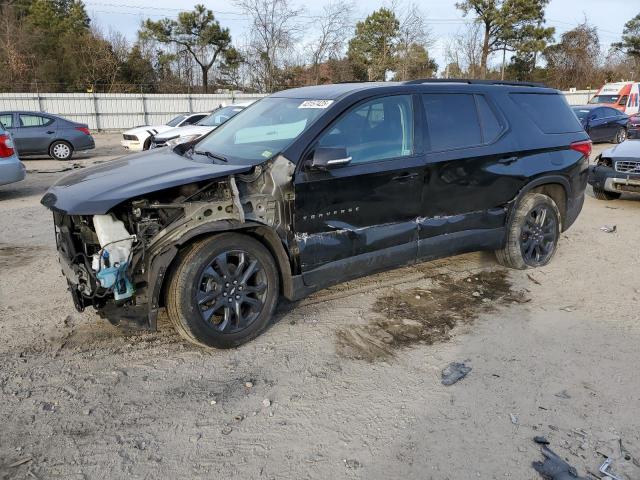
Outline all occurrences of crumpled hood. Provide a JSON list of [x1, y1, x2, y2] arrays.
[[123, 124, 173, 137], [154, 125, 216, 141], [41, 149, 253, 215]]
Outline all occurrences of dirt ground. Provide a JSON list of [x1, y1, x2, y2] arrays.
[[1, 134, 639, 480]]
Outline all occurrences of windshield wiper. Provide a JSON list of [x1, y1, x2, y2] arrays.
[[193, 150, 228, 163]]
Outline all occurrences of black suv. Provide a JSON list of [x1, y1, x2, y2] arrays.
[[41, 80, 591, 348]]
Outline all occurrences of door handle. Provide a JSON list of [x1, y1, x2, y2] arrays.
[[46, 131, 55, 134], [392, 172, 419, 182], [498, 156, 518, 165]]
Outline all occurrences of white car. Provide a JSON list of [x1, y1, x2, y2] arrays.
[[150, 102, 254, 149], [121, 112, 209, 151]]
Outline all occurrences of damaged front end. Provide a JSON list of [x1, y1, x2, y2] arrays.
[[45, 153, 297, 328]]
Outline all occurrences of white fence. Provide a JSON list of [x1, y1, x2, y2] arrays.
[[0, 93, 266, 130], [0, 89, 594, 131]]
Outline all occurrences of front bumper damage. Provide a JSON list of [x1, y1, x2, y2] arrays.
[[48, 155, 298, 329], [588, 164, 640, 195]]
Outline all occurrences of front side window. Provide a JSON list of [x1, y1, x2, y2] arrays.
[[0, 114, 13, 128], [317, 95, 414, 164], [19, 114, 53, 127], [618, 95, 629, 106], [195, 97, 327, 164], [423, 93, 481, 151]]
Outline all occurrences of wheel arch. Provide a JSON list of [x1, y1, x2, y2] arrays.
[[152, 223, 295, 317], [508, 176, 569, 230]]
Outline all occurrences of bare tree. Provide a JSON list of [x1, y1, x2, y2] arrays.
[[235, 0, 303, 92], [445, 22, 484, 78], [393, 2, 434, 81], [306, 1, 354, 84]]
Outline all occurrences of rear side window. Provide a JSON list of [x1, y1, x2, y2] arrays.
[[422, 94, 482, 150], [510, 93, 582, 134], [19, 114, 53, 127], [0, 114, 13, 128]]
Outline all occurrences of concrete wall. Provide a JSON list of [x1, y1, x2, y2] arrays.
[[0, 90, 594, 130]]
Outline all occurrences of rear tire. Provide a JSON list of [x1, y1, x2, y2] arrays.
[[495, 193, 561, 270], [613, 127, 627, 144], [592, 186, 621, 200], [166, 233, 280, 349], [49, 141, 73, 160], [143, 137, 152, 150]]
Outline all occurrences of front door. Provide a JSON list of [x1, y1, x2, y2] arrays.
[[293, 94, 424, 287], [13, 113, 57, 154]]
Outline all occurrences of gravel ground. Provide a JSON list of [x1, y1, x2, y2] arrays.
[[0, 135, 639, 480]]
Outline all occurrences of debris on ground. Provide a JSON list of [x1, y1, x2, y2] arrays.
[[600, 225, 617, 233], [509, 413, 519, 425], [441, 362, 472, 386], [344, 459, 362, 469], [27, 163, 85, 174], [599, 457, 623, 480], [262, 399, 271, 407], [8, 456, 33, 468], [532, 444, 587, 479], [527, 274, 542, 285], [534, 436, 550, 445]]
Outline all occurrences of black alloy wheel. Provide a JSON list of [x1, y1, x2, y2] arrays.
[[196, 250, 268, 333], [519, 205, 557, 266]]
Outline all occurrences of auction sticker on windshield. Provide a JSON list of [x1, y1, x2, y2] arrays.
[[299, 100, 334, 109]]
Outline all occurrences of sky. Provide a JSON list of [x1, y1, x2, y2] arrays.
[[86, 0, 633, 71]]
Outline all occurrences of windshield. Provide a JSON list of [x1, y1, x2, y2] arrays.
[[197, 106, 245, 127], [589, 95, 619, 104], [166, 115, 186, 127], [572, 108, 591, 121], [194, 97, 329, 163]]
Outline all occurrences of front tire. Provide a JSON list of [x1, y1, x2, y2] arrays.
[[495, 193, 561, 270], [166, 233, 280, 349], [592, 186, 621, 200], [49, 141, 73, 160]]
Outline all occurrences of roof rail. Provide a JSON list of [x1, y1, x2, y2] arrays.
[[403, 78, 547, 88]]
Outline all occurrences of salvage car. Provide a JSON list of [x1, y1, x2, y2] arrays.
[[150, 103, 252, 149], [121, 112, 209, 151], [41, 80, 590, 348], [0, 111, 94, 160], [571, 105, 629, 143], [0, 123, 25, 187], [588, 140, 640, 200]]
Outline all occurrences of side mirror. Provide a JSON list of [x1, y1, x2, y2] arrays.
[[310, 147, 352, 171]]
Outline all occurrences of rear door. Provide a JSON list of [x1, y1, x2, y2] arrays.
[[587, 108, 611, 141], [293, 94, 424, 286], [13, 113, 57, 154], [418, 92, 509, 257]]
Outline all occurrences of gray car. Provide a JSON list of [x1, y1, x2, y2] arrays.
[[0, 122, 25, 186], [0, 111, 95, 160]]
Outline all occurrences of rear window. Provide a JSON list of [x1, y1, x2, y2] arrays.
[[422, 93, 482, 150], [510, 93, 582, 134]]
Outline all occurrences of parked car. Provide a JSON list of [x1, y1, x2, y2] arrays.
[[0, 123, 25, 187], [41, 80, 590, 349], [121, 113, 210, 151], [588, 140, 640, 200], [571, 105, 629, 143], [150, 102, 253, 148], [628, 113, 640, 139], [0, 111, 94, 160]]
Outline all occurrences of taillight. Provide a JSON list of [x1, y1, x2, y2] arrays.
[[570, 140, 592, 159], [75, 126, 91, 135], [0, 133, 15, 158]]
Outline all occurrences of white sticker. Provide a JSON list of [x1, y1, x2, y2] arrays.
[[298, 100, 334, 109]]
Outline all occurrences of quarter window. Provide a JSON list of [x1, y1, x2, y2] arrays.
[[422, 94, 482, 151], [0, 114, 13, 128], [476, 95, 504, 143], [317, 95, 414, 164], [19, 114, 53, 127]]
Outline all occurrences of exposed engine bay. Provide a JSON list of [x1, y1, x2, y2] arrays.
[[52, 155, 296, 326]]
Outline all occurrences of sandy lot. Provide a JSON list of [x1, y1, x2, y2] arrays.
[[1, 135, 639, 480]]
